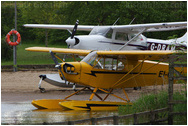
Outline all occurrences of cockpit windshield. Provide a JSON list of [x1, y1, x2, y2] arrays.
[[89, 26, 111, 36], [81, 51, 98, 66], [82, 51, 125, 71]]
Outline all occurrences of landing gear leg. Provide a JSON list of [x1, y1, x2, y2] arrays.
[[38, 75, 46, 93], [73, 84, 78, 93]]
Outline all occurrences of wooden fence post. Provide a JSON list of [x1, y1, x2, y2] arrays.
[[133, 114, 138, 125], [113, 115, 118, 125], [68, 121, 74, 125], [168, 56, 174, 125], [150, 110, 156, 124], [91, 118, 97, 125]]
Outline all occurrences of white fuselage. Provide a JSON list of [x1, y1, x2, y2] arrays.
[[66, 34, 187, 51], [66, 26, 187, 51]]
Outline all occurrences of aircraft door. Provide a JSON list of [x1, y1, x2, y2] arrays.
[[103, 29, 113, 50], [111, 31, 129, 50]]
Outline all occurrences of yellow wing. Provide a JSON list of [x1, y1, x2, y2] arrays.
[[96, 50, 178, 61], [25, 47, 91, 56], [26, 47, 185, 61]]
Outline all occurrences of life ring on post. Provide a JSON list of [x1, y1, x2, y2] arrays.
[[6, 29, 21, 46]]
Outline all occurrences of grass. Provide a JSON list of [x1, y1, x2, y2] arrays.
[[1, 43, 71, 65], [118, 90, 187, 124]]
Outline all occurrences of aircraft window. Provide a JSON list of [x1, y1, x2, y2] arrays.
[[89, 26, 110, 36], [105, 29, 113, 38], [115, 32, 128, 41], [129, 34, 142, 41], [82, 51, 98, 66], [93, 57, 124, 71], [82, 52, 125, 70], [130, 34, 136, 39]]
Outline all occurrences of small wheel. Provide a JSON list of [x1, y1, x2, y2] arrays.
[[40, 88, 46, 93], [133, 87, 141, 90]]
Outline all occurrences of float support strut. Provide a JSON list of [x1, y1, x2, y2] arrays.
[[89, 88, 98, 101], [64, 87, 87, 100]]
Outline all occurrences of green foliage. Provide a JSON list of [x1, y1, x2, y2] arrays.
[[1, 1, 187, 46], [119, 90, 187, 114], [119, 91, 168, 115], [1, 38, 13, 61], [119, 90, 187, 124], [1, 43, 75, 65]]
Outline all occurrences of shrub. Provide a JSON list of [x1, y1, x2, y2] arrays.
[[1, 38, 13, 61], [119, 90, 187, 124]]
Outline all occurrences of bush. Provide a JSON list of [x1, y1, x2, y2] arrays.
[[119, 90, 187, 124], [119, 90, 187, 114], [1, 38, 13, 61]]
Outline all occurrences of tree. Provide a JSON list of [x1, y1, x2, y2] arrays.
[[1, 1, 187, 46]]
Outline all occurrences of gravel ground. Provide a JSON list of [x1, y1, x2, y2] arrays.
[[1, 71, 185, 102]]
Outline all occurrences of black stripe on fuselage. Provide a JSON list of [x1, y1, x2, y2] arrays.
[[85, 70, 156, 77], [98, 41, 146, 47]]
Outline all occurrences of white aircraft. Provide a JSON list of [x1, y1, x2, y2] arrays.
[[24, 21, 187, 51], [24, 21, 187, 92]]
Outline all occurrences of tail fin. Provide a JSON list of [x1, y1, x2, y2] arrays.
[[177, 32, 187, 46]]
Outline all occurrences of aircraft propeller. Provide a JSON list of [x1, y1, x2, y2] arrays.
[[66, 20, 80, 48], [71, 20, 79, 39], [49, 50, 67, 84]]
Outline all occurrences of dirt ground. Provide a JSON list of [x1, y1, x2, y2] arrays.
[[1, 71, 185, 102]]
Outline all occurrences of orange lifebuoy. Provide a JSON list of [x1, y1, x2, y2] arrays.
[[6, 30, 21, 46]]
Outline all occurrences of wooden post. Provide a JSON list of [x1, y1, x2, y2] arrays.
[[168, 56, 174, 125], [113, 116, 118, 125], [150, 110, 156, 124], [68, 121, 74, 125], [91, 118, 96, 125], [13, 1, 17, 72], [133, 114, 138, 125]]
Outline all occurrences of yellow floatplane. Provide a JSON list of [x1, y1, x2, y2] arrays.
[[26, 47, 186, 111]]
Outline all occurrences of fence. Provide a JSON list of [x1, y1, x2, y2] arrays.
[[1, 64, 57, 71], [40, 107, 168, 125], [168, 54, 187, 125]]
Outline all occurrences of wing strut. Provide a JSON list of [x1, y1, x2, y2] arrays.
[[113, 57, 168, 88], [111, 55, 150, 88], [118, 28, 146, 50]]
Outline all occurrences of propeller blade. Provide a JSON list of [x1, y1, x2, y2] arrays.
[[49, 50, 59, 65], [58, 65, 67, 83], [71, 20, 79, 39], [49, 50, 67, 83]]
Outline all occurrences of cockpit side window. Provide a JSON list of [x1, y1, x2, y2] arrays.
[[92, 57, 125, 71], [128, 34, 142, 41], [82, 52, 125, 71], [115, 32, 128, 41], [105, 29, 113, 39]]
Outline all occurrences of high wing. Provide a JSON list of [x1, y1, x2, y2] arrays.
[[25, 47, 91, 56], [25, 47, 181, 61], [97, 50, 178, 61], [111, 21, 187, 32], [23, 22, 186, 33], [23, 24, 94, 31]]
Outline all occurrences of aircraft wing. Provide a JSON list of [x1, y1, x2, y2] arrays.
[[25, 47, 91, 56], [23, 24, 94, 31], [96, 50, 179, 61], [26, 47, 184, 61], [111, 22, 187, 32]]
